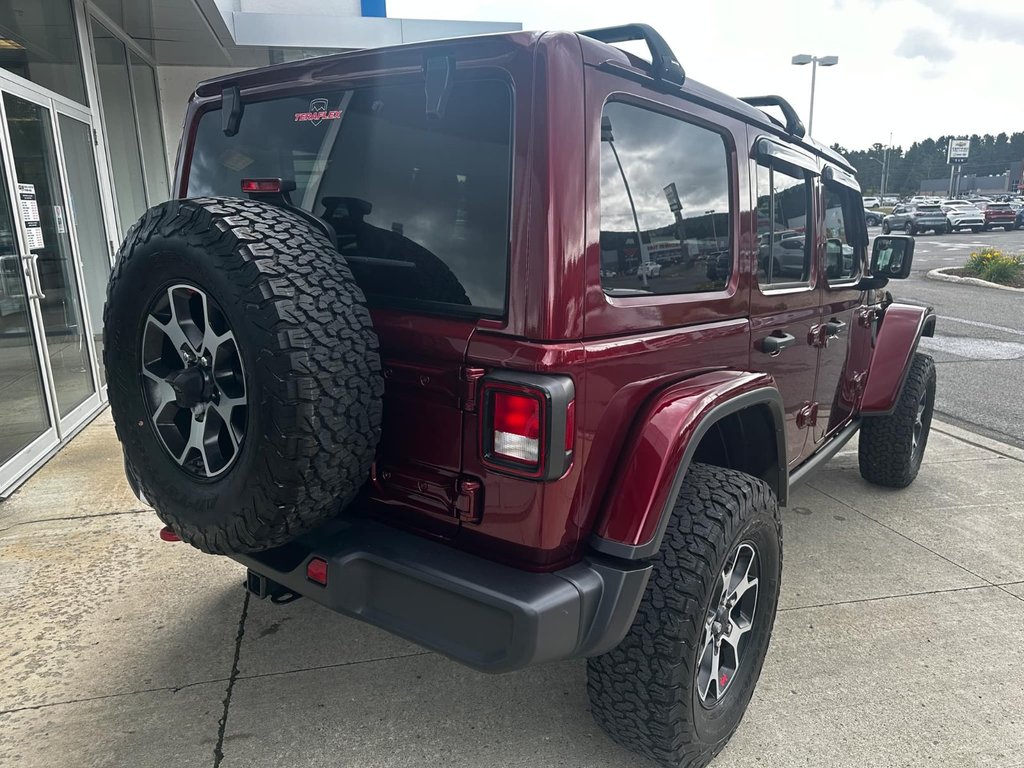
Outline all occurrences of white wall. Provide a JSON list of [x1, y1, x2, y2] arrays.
[[156, 65, 245, 178]]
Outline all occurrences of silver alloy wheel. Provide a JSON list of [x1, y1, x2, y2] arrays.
[[140, 284, 247, 478], [696, 542, 760, 707]]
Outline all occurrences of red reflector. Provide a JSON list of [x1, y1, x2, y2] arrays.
[[158, 526, 181, 542], [565, 400, 575, 452], [241, 178, 282, 193], [306, 557, 328, 585]]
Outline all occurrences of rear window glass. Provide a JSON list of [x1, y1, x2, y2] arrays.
[[186, 80, 513, 317], [917, 205, 941, 212], [988, 203, 1011, 210]]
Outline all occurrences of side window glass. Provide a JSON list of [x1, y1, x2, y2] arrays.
[[756, 164, 811, 286], [599, 102, 732, 296], [824, 185, 863, 282]]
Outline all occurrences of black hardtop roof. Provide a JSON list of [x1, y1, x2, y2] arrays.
[[195, 27, 854, 174]]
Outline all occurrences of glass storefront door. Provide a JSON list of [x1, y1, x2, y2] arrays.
[[0, 79, 106, 495]]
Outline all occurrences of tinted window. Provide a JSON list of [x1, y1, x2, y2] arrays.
[[187, 80, 512, 316], [599, 102, 732, 296], [824, 185, 864, 282], [0, 0, 88, 105], [757, 164, 811, 285]]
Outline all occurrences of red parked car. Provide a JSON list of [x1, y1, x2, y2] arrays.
[[980, 201, 1016, 230], [105, 25, 936, 768]]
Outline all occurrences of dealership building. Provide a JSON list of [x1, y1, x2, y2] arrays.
[[0, 0, 518, 495]]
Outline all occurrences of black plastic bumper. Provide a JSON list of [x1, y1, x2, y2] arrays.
[[233, 519, 651, 673]]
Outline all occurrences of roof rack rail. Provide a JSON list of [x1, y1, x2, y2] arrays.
[[579, 24, 685, 87], [739, 95, 806, 139]]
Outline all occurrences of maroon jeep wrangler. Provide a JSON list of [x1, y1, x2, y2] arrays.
[[106, 25, 937, 768]]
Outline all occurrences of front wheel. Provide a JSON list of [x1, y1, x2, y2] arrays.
[[858, 352, 936, 489], [945, 221, 953, 234], [904, 221, 915, 235], [587, 464, 782, 768], [881, 221, 891, 235], [972, 227, 982, 233]]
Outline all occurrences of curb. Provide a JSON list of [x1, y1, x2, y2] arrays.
[[931, 419, 1024, 463], [926, 267, 1024, 293]]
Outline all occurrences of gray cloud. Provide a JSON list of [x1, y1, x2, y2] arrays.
[[895, 27, 956, 63], [917, 0, 1024, 45]]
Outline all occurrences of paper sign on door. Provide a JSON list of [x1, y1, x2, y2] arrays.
[[17, 183, 44, 251]]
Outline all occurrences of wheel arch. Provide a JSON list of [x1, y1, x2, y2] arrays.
[[590, 371, 786, 560], [861, 303, 936, 416]]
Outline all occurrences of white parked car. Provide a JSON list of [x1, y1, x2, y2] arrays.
[[862, 196, 881, 208], [939, 201, 984, 233], [637, 261, 662, 278]]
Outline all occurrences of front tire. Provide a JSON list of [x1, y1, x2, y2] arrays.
[[881, 221, 891, 235], [587, 464, 782, 768], [904, 221, 915, 235], [858, 353, 936, 489]]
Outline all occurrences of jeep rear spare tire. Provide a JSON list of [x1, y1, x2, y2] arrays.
[[104, 197, 384, 554]]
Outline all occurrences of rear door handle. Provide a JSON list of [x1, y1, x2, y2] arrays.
[[825, 319, 846, 337], [761, 332, 797, 356]]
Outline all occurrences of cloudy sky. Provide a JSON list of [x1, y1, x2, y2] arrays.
[[388, 0, 1024, 151]]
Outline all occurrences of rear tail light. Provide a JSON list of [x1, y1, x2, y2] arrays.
[[480, 373, 575, 480], [492, 391, 541, 463]]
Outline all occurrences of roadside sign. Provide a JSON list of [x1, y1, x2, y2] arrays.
[[947, 139, 970, 165], [663, 182, 682, 213]]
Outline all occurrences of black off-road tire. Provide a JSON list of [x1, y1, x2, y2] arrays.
[[587, 463, 782, 768], [858, 352, 936, 489], [104, 197, 383, 554], [881, 220, 891, 234]]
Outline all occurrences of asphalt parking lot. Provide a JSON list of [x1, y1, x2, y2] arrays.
[[3, 412, 1024, 768], [869, 225, 1024, 448]]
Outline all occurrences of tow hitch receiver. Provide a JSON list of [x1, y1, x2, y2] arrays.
[[246, 569, 301, 604]]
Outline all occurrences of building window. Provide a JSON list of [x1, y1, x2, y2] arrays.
[[599, 102, 732, 296], [823, 184, 863, 282], [89, 18, 168, 233], [756, 164, 812, 286], [0, 0, 88, 105]]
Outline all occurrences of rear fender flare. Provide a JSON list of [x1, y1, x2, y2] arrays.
[[590, 371, 786, 560], [861, 303, 935, 416]]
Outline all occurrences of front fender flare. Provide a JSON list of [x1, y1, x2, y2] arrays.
[[590, 371, 786, 560], [861, 303, 935, 415]]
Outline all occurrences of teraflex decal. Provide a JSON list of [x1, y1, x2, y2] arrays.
[[294, 97, 341, 125]]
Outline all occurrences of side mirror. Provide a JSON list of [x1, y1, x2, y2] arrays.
[[871, 235, 914, 279], [855, 234, 914, 290]]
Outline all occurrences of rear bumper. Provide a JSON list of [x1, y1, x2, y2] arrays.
[[233, 518, 651, 673]]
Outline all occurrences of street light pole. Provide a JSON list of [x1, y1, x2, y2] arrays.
[[791, 54, 838, 136]]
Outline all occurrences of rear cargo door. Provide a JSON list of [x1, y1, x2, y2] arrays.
[[367, 312, 476, 538], [180, 70, 515, 536]]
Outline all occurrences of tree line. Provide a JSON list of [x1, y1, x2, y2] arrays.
[[831, 132, 1024, 195]]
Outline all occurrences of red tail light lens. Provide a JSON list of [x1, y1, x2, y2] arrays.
[[492, 391, 542, 464], [241, 178, 283, 193]]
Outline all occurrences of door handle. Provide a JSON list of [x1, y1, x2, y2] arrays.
[[761, 332, 797, 356], [825, 319, 847, 337], [27, 253, 45, 299], [22, 257, 40, 300]]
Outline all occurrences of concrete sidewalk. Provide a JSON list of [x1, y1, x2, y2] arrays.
[[2, 413, 1023, 768]]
